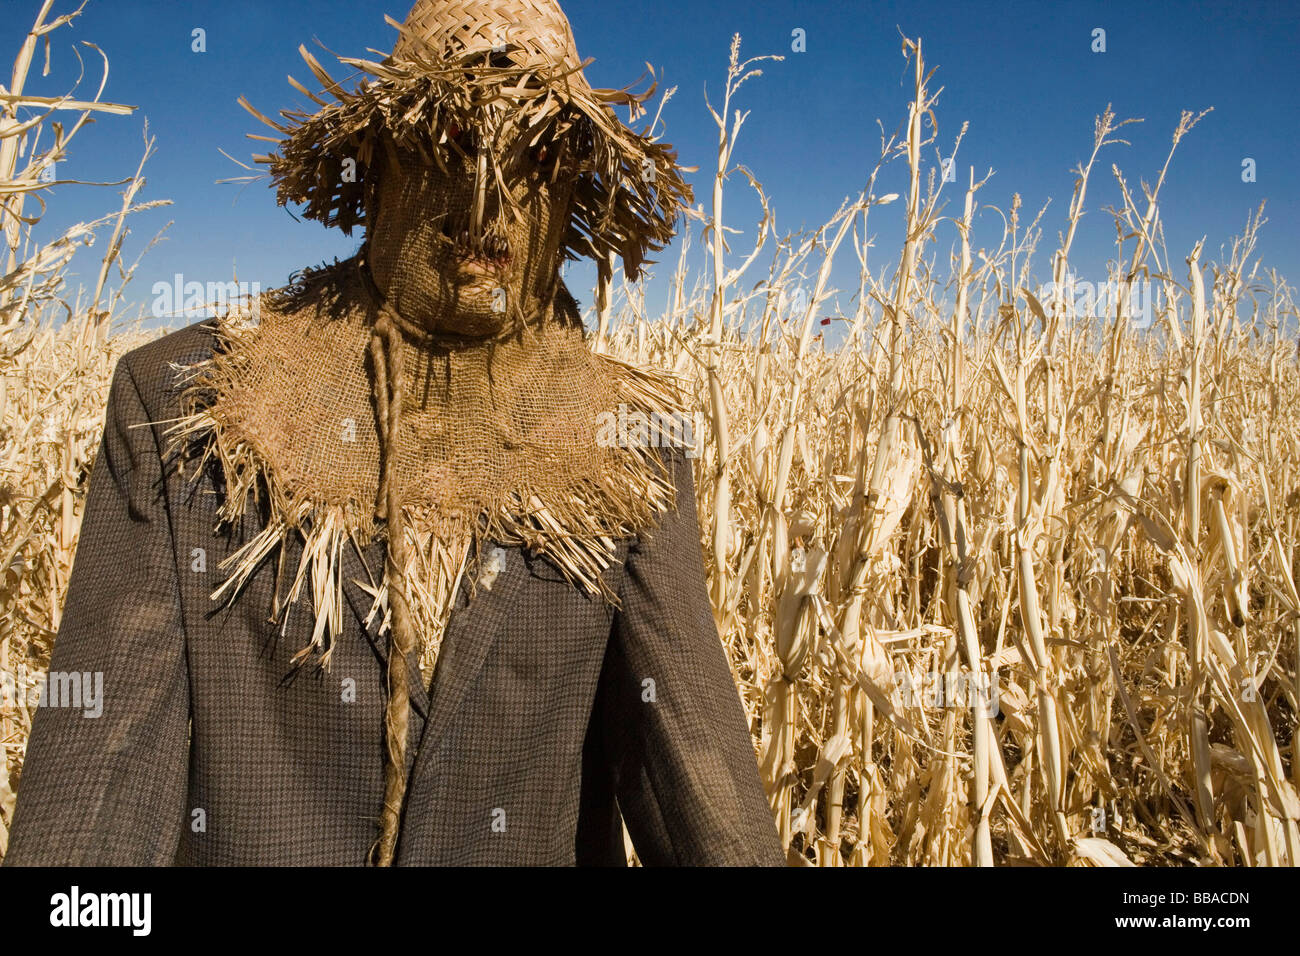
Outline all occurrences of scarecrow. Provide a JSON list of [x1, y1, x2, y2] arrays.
[[4, 0, 785, 867]]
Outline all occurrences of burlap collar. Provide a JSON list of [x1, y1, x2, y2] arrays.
[[166, 259, 686, 671]]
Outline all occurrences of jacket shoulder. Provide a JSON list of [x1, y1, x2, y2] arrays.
[[114, 319, 220, 420]]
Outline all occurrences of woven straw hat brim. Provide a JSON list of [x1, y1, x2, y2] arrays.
[[241, 13, 694, 280]]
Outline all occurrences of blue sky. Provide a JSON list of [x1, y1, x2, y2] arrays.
[[10, 0, 1298, 332]]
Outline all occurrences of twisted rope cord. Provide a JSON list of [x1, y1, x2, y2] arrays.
[[369, 307, 417, 867]]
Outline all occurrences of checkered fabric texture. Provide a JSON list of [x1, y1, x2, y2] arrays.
[[2, 321, 785, 866]]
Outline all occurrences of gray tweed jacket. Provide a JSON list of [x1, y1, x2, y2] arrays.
[[3, 320, 784, 867]]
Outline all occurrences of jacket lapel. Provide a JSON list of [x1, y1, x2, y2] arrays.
[[340, 535, 525, 754], [414, 539, 521, 758]]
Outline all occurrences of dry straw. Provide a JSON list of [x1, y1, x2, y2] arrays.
[[1, 0, 170, 858]]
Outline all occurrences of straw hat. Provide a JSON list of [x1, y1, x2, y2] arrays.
[[240, 0, 694, 280]]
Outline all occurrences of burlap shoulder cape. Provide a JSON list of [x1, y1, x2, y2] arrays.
[[166, 261, 688, 675]]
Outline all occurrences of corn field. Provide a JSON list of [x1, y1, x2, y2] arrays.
[[3, 5, 1298, 866]]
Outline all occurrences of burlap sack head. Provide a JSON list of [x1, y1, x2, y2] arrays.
[[240, 0, 694, 282], [364, 138, 577, 340]]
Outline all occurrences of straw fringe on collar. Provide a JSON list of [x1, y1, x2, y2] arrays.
[[164, 262, 688, 674]]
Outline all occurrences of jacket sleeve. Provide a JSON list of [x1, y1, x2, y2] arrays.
[[593, 447, 785, 866], [3, 355, 191, 866]]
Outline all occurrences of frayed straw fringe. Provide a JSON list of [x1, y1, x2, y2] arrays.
[[163, 305, 686, 671]]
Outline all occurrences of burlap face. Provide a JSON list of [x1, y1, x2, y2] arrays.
[[366, 142, 577, 340]]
